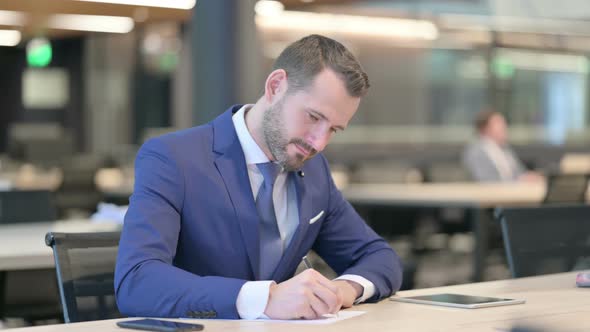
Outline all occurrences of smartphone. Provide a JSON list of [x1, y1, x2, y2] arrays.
[[117, 319, 204, 332]]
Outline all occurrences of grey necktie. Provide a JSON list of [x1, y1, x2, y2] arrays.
[[256, 162, 283, 279]]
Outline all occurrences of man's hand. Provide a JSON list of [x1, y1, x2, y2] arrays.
[[264, 269, 343, 320], [518, 171, 545, 183], [333, 280, 363, 308]]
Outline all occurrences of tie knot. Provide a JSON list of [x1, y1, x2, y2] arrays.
[[257, 162, 281, 186]]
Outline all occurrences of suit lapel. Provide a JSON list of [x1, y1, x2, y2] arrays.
[[212, 106, 260, 279]]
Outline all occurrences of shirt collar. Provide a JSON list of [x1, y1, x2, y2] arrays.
[[481, 136, 505, 149], [232, 104, 271, 165]]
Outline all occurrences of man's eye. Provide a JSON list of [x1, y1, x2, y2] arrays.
[[308, 113, 318, 121]]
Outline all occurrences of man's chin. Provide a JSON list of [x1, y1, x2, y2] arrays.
[[283, 155, 306, 172]]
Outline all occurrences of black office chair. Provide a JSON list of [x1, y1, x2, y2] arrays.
[[45, 232, 122, 323], [0, 190, 60, 323], [55, 154, 107, 217], [542, 173, 590, 204], [495, 205, 590, 278], [422, 161, 472, 237], [0, 190, 56, 224]]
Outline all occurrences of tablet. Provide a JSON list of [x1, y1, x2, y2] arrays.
[[390, 293, 525, 309]]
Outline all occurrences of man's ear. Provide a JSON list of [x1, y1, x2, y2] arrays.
[[264, 69, 288, 103]]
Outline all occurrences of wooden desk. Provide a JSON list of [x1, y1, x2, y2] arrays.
[[96, 181, 587, 282], [0, 167, 62, 191], [95, 168, 134, 201], [0, 220, 121, 271], [0, 220, 122, 320], [342, 182, 549, 208], [342, 182, 556, 282], [3, 272, 588, 332]]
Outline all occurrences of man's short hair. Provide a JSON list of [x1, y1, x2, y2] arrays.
[[475, 109, 501, 132], [272, 34, 370, 97]]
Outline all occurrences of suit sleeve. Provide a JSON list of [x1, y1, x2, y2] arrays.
[[312, 156, 403, 301], [114, 138, 246, 319]]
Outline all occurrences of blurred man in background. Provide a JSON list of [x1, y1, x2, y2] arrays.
[[463, 110, 543, 182]]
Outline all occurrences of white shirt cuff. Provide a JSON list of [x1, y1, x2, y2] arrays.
[[236, 280, 274, 319], [335, 274, 376, 304]]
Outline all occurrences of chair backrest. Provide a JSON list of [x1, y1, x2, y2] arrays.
[[425, 161, 471, 183], [55, 154, 105, 215], [45, 232, 122, 323], [495, 205, 590, 278], [351, 160, 423, 184], [6, 123, 73, 167], [542, 173, 589, 204], [0, 190, 56, 224]]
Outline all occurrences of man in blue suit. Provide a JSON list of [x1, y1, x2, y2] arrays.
[[115, 34, 402, 320]]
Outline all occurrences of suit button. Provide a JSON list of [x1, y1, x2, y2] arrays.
[[187, 311, 202, 318]]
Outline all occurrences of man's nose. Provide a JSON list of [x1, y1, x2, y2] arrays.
[[307, 128, 330, 153]]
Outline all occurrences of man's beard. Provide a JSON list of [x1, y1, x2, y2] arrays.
[[262, 99, 317, 172]]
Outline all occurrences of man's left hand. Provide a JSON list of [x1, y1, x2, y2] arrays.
[[333, 280, 363, 308]]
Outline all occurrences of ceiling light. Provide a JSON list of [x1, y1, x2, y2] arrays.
[[47, 14, 134, 33], [0, 29, 21, 47], [73, 0, 196, 10], [256, 11, 438, 40], [0, 10, 26, 26], [254, 0, 285, 17]]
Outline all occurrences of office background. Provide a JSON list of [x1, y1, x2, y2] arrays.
[[1, 0, 590, 329]]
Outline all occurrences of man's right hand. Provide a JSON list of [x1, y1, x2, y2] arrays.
[[264, 269, 343, 319]]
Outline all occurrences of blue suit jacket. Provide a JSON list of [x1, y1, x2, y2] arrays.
[[115, 105, 402, 319]]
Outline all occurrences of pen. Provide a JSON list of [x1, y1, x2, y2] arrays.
[[302, 255, 313, 269], [301, 255, 339, 319]]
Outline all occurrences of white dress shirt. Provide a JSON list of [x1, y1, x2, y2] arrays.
[[481, 138, 518, 181], [232, 105, 375, 319]]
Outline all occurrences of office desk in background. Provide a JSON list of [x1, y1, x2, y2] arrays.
[[0, 167, 62, 191], [0, 220, 121, 321], [94, 168, 134, 205], [342, 182, 590, 282], [0, 220, 121, 271], [92, 181, 588, 282], [342, 182, 551, 207], [2, 271, 588, 332]]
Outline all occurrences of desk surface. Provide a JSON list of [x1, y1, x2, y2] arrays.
[[100, 179, 590, 208], [343, 182, 551, 208], [0, 167, 62, 191], [4, 271, 588, 332], [0, 220, 121, 271], [101, 181, 549, 206]]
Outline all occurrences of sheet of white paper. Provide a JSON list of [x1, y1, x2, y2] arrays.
[[249, 310, 366, 324]]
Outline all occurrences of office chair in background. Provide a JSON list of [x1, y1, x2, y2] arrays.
[[0, 190, 61, 324], [45, 232, 122, 323], [542, 173, 590, 204], [0, 190, 56, 224], [494, 205, 590, 278], [55, 154, 106, 218]]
